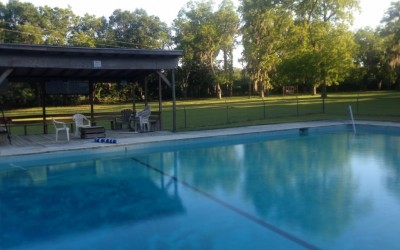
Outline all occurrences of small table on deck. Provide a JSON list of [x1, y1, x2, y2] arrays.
[[80, 126, 106, 139]]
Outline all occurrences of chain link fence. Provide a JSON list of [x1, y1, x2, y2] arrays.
[[167, 92, 400, 131]]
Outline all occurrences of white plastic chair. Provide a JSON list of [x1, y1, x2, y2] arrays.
[[52, 117, 70, 142], [72, 114, 91, 137], [135, 105, 151, 132], [139, 116, 150, 131]]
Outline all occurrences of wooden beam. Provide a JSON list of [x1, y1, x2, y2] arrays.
[[132, 84, 137, 112], [0, 54, 179, 70], [158, 75, 163, 130], [41, 82, 47, 134], [172, 69, 176, 132], [156, 71, 172, 88], [0, 69, 13, 85], [90, 82, 94, 123], [145, 76, 148, 106]]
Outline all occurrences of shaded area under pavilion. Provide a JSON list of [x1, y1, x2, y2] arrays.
[[0, 43, 183, 133]]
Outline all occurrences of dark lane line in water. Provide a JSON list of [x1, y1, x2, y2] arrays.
[[131, 157, 320, 250]]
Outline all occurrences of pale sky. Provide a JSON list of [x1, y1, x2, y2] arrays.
[[0, 0, 394, 29]]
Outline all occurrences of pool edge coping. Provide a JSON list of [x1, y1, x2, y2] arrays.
[[1, 120, 400, 157]]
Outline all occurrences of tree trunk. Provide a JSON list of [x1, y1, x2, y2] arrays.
[[216, 83, 222, 99], [259, 81, 265, 98], [377, 80, 382, 90], [253, 80, 258, 94], [312, 85, 317, 95]]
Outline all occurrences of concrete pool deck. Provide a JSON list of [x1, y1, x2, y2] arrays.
[[1, 120, 400, 157]]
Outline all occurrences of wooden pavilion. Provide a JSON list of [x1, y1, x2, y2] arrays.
[[0, 43, 183, 133]]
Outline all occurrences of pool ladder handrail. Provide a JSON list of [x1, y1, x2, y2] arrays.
[[348, 105, 356, 134]]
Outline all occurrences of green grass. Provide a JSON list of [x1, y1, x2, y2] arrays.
[[3, 91, 400, 135], [167, 91, 400, 131]]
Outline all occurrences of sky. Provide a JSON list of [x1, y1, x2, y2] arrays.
[[0, 0, 394, 29]]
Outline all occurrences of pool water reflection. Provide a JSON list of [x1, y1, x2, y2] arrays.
[[1, 125, 400, 249]]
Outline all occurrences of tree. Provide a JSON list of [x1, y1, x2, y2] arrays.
[[281, 23, 356, 95], [240, 0, 294, 97], [0, 2, 5, 42], [69, 14, 108, 47], [108, 8, 170, 49], [1, 0, 43, 44], [39, 6, 76, 45], [277, 0, 359, 96], [214, 0, 239, 97], [173, 0, 239, 98], [380, 1, 400, 89], [354, 28, 387, 90]]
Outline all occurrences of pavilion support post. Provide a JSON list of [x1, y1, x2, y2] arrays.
[[89, 82, 94, 124], [158, 75, 163, 130], [132, 84, 136, 112], [172, 69, 177, 132], [41, 82, 47, 134], [145, 77, 149, 106]]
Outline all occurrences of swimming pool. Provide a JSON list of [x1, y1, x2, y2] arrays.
[[1, 124, 400, 249]]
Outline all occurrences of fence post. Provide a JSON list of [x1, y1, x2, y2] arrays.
[[296, 96, 299, 116]]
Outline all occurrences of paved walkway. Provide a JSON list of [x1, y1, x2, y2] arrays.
[[1, 120, 399, 157]]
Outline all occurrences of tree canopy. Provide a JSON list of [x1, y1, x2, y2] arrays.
[[380, 1, 400, 88], [241, 0, 359, 97], [0, 0, 400, 107], [173, 0, 239, 98]]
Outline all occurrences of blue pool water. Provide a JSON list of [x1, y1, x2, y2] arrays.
[[1, 125, 400, 249]]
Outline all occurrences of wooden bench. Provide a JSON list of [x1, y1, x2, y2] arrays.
[[80, 126, 106, 139]]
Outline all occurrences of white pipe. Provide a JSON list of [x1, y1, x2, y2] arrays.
[[348, 105, 356, 134]]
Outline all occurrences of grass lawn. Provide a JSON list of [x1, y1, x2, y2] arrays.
[[3, 91, 400, 135]]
